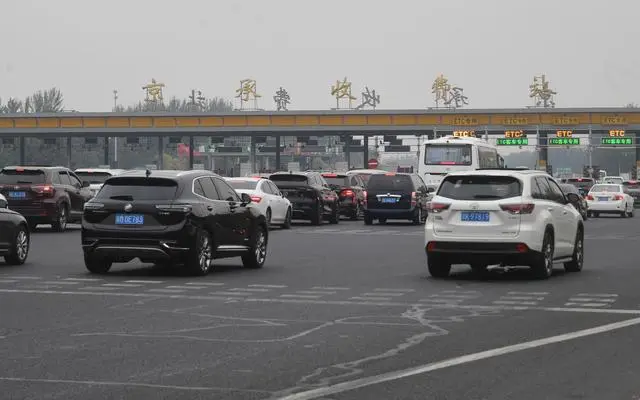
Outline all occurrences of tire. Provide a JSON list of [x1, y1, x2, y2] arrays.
[[329, 204, 339, 224], [364, 214, 373, 225], [564, 228, 584, 272], [412, 208, 423, 225], [282, 208, 292, 229], [531, 231, 554, 279], [4, 225, 29, 265], [265, 208, 272, 229], [350, 203, 360, 221], [593, 212, 600, 218], [51, 203, 68, 232], [620, 210, 626, 218], [185, 229, 213, 276], [630, 208, 635, 218], [242, 225, 267, 269], [84, 254, 112, 274], [470, 263, 488, 275], [428, 254, 451, 278], [310, 203, 322, 226]]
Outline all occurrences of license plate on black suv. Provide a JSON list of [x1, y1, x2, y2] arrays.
[[115, 214, 144, 225]]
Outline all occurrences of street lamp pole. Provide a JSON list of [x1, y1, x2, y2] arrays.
[[112, 90, 119, 168]]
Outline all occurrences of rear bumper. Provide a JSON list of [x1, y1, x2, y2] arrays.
[[290, 200, 319, 220], [364, 207, 415, 220], [338, 200, 358, 215], [425, 241, 536, 265], [586, 200, 625, 212], [9, 201, 58, 220]]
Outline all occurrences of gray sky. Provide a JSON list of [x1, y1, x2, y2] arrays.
[[3, 0, 639, 112]]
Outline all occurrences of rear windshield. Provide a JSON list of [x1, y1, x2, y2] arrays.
[[75, 172, 112, 184], [560, 184, 579, 194], [367, 175, 413, 191], [424, 144, 472, 165], [0, 169, 46, 184], [269, 174, 309, 184], [623, 181, 640, 189], [323, 176, 349, 187], [590, 184, 620, 193], [94, 177, 178, 200], [227, 180, 258, 190], [438, 175, 522, 200], [604, 178, 623, 183]]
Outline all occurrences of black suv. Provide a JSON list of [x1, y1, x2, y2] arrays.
[[364, 173, 429, 225], [0, 166, 92, 231], [270, 172, 339, 225], [81, 170, 268, 276]]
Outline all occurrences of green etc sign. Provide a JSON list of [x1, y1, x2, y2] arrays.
[[496, 130, 528, 146], [601, 130, 634, 146], [549, 130, 580, 146]]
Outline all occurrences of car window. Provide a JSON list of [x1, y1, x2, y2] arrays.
[[198, 177, 220, 200], [68, 173, 82, 188], [51, 172, 61, 184], [213, 178, 240, 202], [546, 178, 567, 203], [368, 175, 414, 192], [268, 181, 281, 196], [76, 171, 112, 184], [0, 168, 47, 184], [324, 176, 349, 188], [534, 177, 554, 201], [591, 184, 621, 193], [531, 177, 544, 199], [350, 177, 360, 186], [270, 174, 309, 184], [58, 171, 72, 186], [437, 175, 522, 200], [260, 180, 274, 195], [193, 179, 206, 197], [94, 177, 178, 201], [227, 180, 259, 190]]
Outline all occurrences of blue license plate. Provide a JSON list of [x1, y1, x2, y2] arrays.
[[115, 214, 144, 225], [8, 191, 26, 198], [460, 211, 490, 222], [381, 197, 398, 203], [598, 197, 609, 201]]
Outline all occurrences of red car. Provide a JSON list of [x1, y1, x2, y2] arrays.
[[321, 172, 366, 220]]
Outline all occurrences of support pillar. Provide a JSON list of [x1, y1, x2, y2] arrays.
[[103, 136, 109, 166], [344, 135, 351, 169], [275, 135, 281, 171], [250, 136, 257, 174], [537, 130, 548, 172], [19, 137, 25, 165], [188, 136, 194, 170], [635, 132, 640, 179], [158, 136, 164, 170], [363, 135, 369, 169], [67, 137, 72, 168]]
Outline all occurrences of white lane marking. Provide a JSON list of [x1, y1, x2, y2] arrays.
[[186, 282, 225, 286], [311, 286, 350, 291], [6, 276, 41, 280], [229, 288, 271, 292], [296, 291, 336, 295], [493, 301, 538, 306], [419, 298, 458, 303], [211, 291, 253, 296], [576, 293, 619, 298], [564, 302, 607, 307], [499, 296, 545, 301], [361, 293, 406, 297], [374, 288, 415, 293], [0, 377, 269, 394], [341, 230, 374, 234], [249, 284, 287, 288], [102, 283, 142, 288], [368, 230, 401, 235], [166, 286, 205, 290], [280, 294, 322, 299], [441, 290, 480, 294], [568, 298, 617, 303], [349, 297, 391, 301], [21, 285, 62, 289], [276, 316, 640, 400], [147, 289, 185, 294], [42, 281, 79, 285], [81, 287, 120, 291], [507, 291, 549, 296], [63, 278, 102, 282], [0, 280, 18, 284], [430, 294, 478, 299], [125, 280, 164, 284]]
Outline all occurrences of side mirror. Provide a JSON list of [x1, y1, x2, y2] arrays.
[[566, 193, 580, 204], [241, 193, 252, 204], [426, 187, 435, 193], [82, 181, 90, 188]]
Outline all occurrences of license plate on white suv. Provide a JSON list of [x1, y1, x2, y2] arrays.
[[460, 211, 490, 222]]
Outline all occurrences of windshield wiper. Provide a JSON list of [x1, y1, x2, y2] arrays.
[[110, 195, 134, 201], [472, 194, 503, 199]]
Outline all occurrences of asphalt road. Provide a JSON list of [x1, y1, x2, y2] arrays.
[[1, 216, 640, 399]]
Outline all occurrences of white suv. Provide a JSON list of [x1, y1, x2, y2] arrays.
[[424, 169, 584, 279]]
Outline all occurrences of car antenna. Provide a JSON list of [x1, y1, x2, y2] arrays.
[[145, 169, 151, 178]]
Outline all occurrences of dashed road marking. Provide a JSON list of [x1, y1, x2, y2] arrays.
[[0, 280, 18, 284], [280, 294, 322, 299], [569, 298, 617, 303], [507, 291, 549, 296], [63, 278, 102, 282], [248, 284, 287, 288], [499, 296, 545, 301], [81, 287, 120, 291], [147, 289, 185, 294], [229, 288, 271, 292], [565, 302, 608, 308], [576, 293, 619, 298], [374, 288, 415, 293], [125, 280, 164, 284], [186, 282, 225, 286], [42, 281, 79, 285], [6, 276, 41, 280], [165, 286, 205, 290], [312, 286, 350, 291], [350, 296, 391, 301], [296, 290, 336, 295], [493, 301, 538, 306], [102, 283, 143, 288], [431, 294, 478, 299], [211, 291, 253, 296], [442, 290, 480, 294], [362, 292, 406, 297]]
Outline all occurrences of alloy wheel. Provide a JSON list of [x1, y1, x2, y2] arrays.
[[16, 230, 29, 261], [255, 230, 267, 265], [198, 235, 212, 272]]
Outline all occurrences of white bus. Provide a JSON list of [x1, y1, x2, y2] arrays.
[[418, 135, 503, 186]]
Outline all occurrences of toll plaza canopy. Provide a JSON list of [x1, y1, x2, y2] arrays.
[[0, 108, 639, 137]]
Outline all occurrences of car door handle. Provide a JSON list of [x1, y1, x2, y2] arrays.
[[207, 205, 213, 211], [547, 207, 554, 212]]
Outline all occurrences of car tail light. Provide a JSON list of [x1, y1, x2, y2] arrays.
[[155, 204, 192, 213], [500, 203, 535, 214], [32, 184, 55, 197], [341, 189, 354, 197], [428, 202, 450, 213], [516, 243, 529, 253], [426, 241, 436, 251], [585, 194, 594, 200], [250, 195, 263, 203], [614, 194, 624, 201], [411, 191, 417, 206], [363, 190, 368, 208]]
